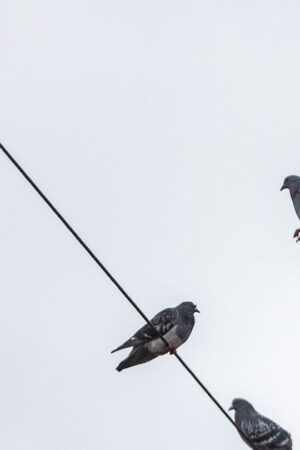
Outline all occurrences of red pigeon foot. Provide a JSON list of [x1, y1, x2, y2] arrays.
[[293, 228, 300, 242]]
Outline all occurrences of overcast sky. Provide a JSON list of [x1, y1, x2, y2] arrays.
[[1, 2, 300, 449]]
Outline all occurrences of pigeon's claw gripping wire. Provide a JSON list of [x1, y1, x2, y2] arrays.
[[293, 228, 300, 242], [167, 343, 176, 354]]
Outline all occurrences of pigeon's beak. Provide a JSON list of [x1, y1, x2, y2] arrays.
[[195, 308, 200, 313], [228, 406, 234, 411], [280, 184, 287, 191]]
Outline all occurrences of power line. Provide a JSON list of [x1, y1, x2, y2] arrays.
[[0, 142, 244, 439]]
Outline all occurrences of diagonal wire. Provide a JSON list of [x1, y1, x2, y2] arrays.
[[0, 141, 245, 438]]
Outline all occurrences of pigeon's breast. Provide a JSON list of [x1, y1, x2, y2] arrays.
[[292, 191, 300, 220], [147, 325, 183, 355]]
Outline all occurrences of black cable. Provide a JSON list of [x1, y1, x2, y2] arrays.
[[0, 142, 245, 438]]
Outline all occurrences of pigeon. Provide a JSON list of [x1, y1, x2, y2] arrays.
[[280, 175, 300, 241], [229, 398, 292, 450], [111, 301, 199, 372]]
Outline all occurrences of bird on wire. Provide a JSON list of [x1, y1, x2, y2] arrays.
[[229, 398, 292, 450], [281, 175, 300, 242], [111, 301, 200, 372]]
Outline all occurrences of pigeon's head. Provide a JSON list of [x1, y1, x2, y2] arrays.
[[177, 301, 200, 315], [281, 175, 300, 192], [229, 398, 254, 413]]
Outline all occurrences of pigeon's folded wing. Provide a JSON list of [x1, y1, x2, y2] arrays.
[[111, 307, 177, 353], [243, 415, 292, 449], [133, 307, 177, 343]]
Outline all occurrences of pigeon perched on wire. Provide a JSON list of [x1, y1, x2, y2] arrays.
[[111, 301, 199, 372], [280, 175, 300, 242], [229, 398, 292, 450]]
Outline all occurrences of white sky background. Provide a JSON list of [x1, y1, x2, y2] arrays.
[[1, 1, 300, 449]]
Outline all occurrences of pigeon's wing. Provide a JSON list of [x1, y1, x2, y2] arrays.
[[242, 414, 292, 450], [291, 188, 300, 220], [133, 307, 178, 343], [111, 307, 177, 353], [116, 345, 158, 371]]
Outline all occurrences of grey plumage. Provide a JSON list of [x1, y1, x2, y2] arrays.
[[281, 175, 300, 241], [112, 301, 199, 372], [229, 398, 292, 450]]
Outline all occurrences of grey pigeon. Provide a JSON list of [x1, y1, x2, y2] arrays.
[[281, 175, 300, 241], [111, 301, 199, 372], [229, 398, 292, 450]]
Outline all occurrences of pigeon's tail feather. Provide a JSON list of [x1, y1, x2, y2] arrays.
[[116, 345, 157, 372], [111, 338, 134, 354]]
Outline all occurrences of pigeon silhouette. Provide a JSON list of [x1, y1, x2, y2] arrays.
[[112, 301, 199, 371], [281, 175, 300, 241], [229, 398, 292, 450]]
